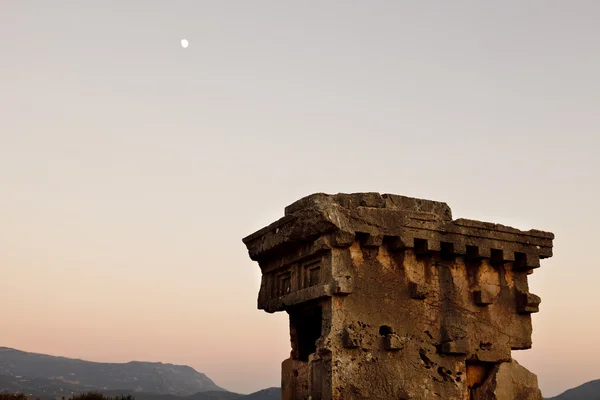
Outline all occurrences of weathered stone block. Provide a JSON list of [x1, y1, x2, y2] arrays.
[[517, 291, 541, 314], [383, 333, 406, 351], [472, 359, 542, 400], [331, 230, 355, 247], [342, 326, 362, 349], [475, 341, 511, 363], [452, 241, 467, 256]]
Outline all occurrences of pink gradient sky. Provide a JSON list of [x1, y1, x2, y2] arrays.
[[1, 1, 599, 397]]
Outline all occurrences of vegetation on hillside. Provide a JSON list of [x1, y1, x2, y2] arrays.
[[0, 395, 32, 400], [0, 393, 135, 400]]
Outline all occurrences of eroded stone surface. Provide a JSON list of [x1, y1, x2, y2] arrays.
[[243, 193, 554, 400], [472, 360, 543, 400]]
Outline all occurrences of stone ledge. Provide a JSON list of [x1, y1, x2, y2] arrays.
[[243, 192, 554, 264], [284, 192, 453, 220], [259, 284, 337, 313]]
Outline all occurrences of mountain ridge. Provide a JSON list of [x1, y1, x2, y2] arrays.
[[0, 347, 223, 396], [0, 373, 279, 400], [0, 348, 196, 370], [545, 379, 600, 400]]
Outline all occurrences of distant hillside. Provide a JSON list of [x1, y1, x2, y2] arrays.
[[0, 347, 223, 396], [106, 388, 278, 400], [0, 374, 279, 400], [241, 388, 279, 400], [0, 374, 85, 396], [546, 380, 600, 400]]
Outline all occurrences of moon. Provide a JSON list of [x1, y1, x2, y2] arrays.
[[181, 39, 189, 49]]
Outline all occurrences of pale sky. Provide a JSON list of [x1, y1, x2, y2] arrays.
[[0, 1, 598, 397]]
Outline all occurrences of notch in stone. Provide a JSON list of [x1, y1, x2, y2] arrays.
[[514, 252, 541, 270], [466, 245, 491, 260], [490, 249, 505, 265], [408, 281, 428, 299], [357, 232, 383, 248], [440, 242, 455, 259], [414, 238, 440, 255], [474, 289, 494, 306], [516, 290, 541, 314], [386, 235, 411, 252], [414, 238, 428, 254]]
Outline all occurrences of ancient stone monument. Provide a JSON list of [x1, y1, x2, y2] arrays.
[[242, 193, 554, 399]]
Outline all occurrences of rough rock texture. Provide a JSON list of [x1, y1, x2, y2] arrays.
[[242, 193, 554, 400], [472, 359, 543, 400]]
